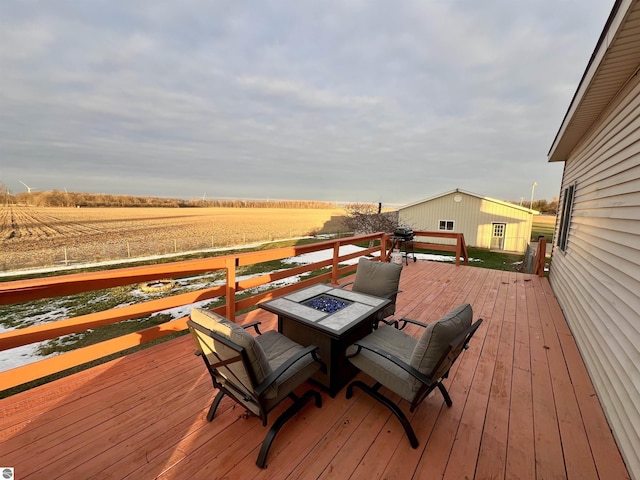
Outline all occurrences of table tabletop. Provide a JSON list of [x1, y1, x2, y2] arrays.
[[259, 284, 390, 337]]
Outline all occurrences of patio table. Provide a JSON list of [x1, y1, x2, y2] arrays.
[[259, 284, 390, 397]]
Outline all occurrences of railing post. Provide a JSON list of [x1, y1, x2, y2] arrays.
[[331, 241, 340, 285], [225, 256, 237, 321], [381, 233, 389, 260], [455, 235, 461, 266], [534, 236, 546, 277], [460, 233, 468, 265]]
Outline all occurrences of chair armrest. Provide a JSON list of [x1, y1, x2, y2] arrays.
[[346, 339, 434, 387], [377, 318, 400, 328], [396, 317, 428, 331], [254, 345, 325, 397], [242, 321, 263, 335]]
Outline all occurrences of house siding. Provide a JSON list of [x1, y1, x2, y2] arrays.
[[550, 71, 640, 479], [398, 191, 533, 252]]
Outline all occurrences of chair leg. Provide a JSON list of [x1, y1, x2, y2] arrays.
[[346, 380, 419, 449], [436, 382, 453, 407], [256, 389, 322, 468], [207, 390, 225, 422]]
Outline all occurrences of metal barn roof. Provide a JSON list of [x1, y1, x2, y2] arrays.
[[399, 188, 537, 214]]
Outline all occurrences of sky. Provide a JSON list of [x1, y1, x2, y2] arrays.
[[0, 0, 615, 206]]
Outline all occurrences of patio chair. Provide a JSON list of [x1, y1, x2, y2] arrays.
[[345, 303, 482, 447], [340, 257, 402, 324], [187, 308, 325, 468]]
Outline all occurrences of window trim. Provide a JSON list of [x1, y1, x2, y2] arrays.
[[557, 183, 575, 252], [438, 220, 455, 231], [491, 222, 506, 238], [491, 222, 507, 250]]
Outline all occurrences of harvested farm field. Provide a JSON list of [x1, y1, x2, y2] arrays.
[[0, 205, 347, 272]]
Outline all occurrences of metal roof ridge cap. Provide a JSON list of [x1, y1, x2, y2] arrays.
[[398, 189, 536, 214]]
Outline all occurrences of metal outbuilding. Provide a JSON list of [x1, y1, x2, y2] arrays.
[[397, 189, 535, 253]]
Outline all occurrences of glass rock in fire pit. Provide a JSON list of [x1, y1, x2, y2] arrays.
[[303, 294, 352, 313]]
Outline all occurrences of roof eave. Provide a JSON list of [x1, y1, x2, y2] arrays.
[[547, 0, 628, 163]]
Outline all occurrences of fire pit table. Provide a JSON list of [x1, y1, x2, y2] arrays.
[[259, 284, 390, 397]]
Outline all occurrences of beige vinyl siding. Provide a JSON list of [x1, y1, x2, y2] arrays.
[[398, 191, 533, 252], [399, 193, 481, 247], [550, 70, 640, 479], [475, 199, 532, 252]]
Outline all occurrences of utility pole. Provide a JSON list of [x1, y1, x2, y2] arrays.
[[530, 182, 537, 209]]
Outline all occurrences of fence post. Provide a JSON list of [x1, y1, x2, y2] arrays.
[[381, 233, 390, 260], [225, 256, 237, 321], [533, 236, 547, 276], [331, 241, 340, 285]]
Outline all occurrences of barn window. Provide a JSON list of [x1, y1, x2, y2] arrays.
[[557, 183, 575, 252], [439, 220, 455, 231]]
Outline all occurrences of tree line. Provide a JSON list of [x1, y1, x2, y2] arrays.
[[0, 181, 559, 214], [1, 188, 337, 209], [509, 198, 558, 215]]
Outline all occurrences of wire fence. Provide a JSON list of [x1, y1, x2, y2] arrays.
[[2, 230, 352, 273]]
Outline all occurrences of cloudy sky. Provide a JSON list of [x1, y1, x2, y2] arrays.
[[1, 0, 614, 206]]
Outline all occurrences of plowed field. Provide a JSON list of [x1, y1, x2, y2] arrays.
[[0, 206, 346, 271]]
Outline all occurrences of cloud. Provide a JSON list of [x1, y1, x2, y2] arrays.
[[0, 0, 615, 203], [237, 75, 383, 109]]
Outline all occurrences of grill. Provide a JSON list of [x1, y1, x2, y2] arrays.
[[391, 227, 416, 264], [393, 227, 414, 241]]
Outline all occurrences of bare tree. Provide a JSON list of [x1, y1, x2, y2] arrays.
[[0, 181, 12, 206], [342, 202, 398, 235]]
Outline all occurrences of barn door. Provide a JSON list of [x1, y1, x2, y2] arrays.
[[491, 223, 506, 250]]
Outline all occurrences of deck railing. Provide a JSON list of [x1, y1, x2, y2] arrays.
[[0, 230, 468, 393], [0, 233, 390, 392], [386, 230, 468, 266]]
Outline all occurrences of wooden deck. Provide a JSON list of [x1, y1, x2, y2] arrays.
[[0, 261, 630, 479]]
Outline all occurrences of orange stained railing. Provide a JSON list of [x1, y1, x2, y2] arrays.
[[0, 233, 390, 392], [386, 230, 468, 266], [533, 236, 547, 277]]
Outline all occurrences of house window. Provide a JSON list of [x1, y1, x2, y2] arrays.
[[439, 220, 455, 231], [557, 183, 575, 252]]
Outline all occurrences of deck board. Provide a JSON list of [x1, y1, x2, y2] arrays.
[[505, 277, 536, 480], [0, 261, 630, 479]]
